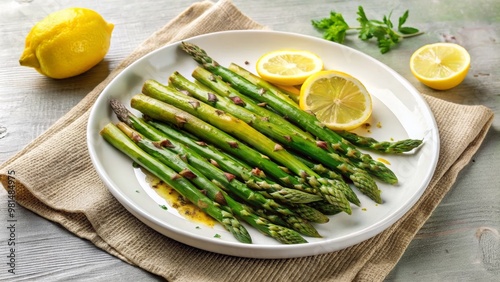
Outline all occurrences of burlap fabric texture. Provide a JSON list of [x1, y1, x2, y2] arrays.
[[0, 0, 494, 281]]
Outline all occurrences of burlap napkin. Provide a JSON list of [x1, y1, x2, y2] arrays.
[[0, 0, 494, 281]]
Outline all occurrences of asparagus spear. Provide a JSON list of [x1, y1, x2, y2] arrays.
[[131, 93, 352, 214], [187, 67, 314, 142], [116, 120, 324, 230], [168, 70, 380, 204], [289, 204, 329, 224], [253, 209, 289, 228], [180, 42, 397, 184], [333, 130, 423, 154], [100, 123, 252, 243], [228, 63, 300, 107], [140, 81, 313, 181], [228, 64, 423, 154], [308, 201, 343, 216], [140, 81, 352, 213], [111, 98, 322, 204], [145, 121, 327, 219], [131, 94, 290, 179], [292, 153, 363, 205], [153, 123, 323, 204], [172, 68, 311, 142], [227, 64, 422, 154], [116, 122, 313, 241]]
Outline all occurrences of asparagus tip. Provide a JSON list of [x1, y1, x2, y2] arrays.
[[109, 99, 132, 126]]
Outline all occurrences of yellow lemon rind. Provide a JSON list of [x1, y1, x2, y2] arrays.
[[19, 7, 114, 79]]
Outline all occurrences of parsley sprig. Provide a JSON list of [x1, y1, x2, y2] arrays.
[[312, 6, 423, 53]]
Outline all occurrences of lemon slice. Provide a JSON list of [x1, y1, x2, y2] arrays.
[[299, 70, 372, 131], [256, 50, 323, 86], [410, 43, 471, 90]]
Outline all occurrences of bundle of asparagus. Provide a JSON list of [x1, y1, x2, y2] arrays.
[[99, 42, 423, 244]]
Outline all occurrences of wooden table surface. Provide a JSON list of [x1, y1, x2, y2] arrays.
[[1, 0, 499, 280]]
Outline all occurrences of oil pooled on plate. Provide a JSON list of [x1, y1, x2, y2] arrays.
[[143, 169, 216, 227]]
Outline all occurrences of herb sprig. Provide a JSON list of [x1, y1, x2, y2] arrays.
[[312, 6, 423, 53]]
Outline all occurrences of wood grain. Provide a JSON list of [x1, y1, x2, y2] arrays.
[[0, 0, 499, 281]]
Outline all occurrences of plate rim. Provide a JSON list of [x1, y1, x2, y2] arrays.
[[87, 29, 440, 258]]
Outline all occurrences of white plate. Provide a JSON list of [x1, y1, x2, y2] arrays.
[[87, 30, 439, 259]]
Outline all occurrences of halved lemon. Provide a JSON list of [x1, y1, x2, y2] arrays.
[[410, 43, 471, 90], [256, 49, 323, 86], [299, 70, 372, 131]]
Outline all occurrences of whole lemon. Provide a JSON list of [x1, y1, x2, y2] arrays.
[[19, 7, 114, 79]]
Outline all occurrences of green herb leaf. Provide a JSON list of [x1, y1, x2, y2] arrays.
[[383, 12, 394, 29], [312, 5, 423, 53], [399, 26, 420, 35], [312, 11, 350, 43], [378, 38, 397, 54], [398, 10, 409, 28], [356, 6, 369, 25], [398, 10, 420, 35]]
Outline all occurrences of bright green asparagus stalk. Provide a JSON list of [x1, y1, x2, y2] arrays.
[[149, 122, 323, 204], [112, 99, 323, 205], [308, 201, 343, 216], [140, 81, 313, 181], [289, 203, 329, 224], [188, 67, 314, 142], [169, 69, 381, 204], [115, 122, 313, 241], [130, 94, 288, 183], [333, 130, 423, 154], [114, 99, 323, 204], [227, 66, 422, 154], [146, 120, 327, 223], [114, 95, 323, 201], [229, 61, 423, 155], [131, 93, 351, 214], [168, 73, 358, 203], [114, 116, 324, 232], [141, 81, 352, 213], [180, 42, 397, 184], [228, 63, 300, 106], [291, 153, 363, 205], [100, 123, 252, 243], [253, 209, 289, 227]]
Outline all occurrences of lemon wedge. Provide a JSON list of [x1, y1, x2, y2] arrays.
[[256, 49, 323, 86], [410, 43, 470, 90], [299, 70, 372, 131]]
